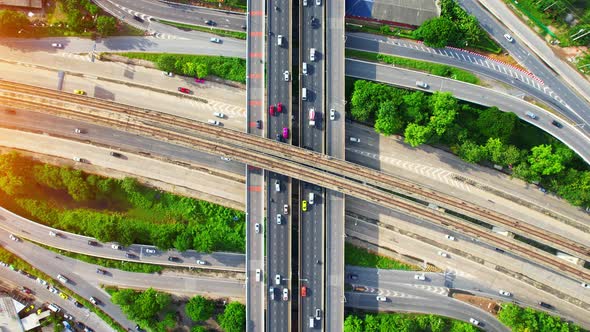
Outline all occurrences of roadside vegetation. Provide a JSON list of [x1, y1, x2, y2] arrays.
[[107, 287, 245, 332], [345, 243, 417, 270], [347, 79, 590, 208], [165, 0, 247, 11], [157, 19, 246, 40], [0, 246, 126, 332], [0, 0, 142, 38], [346, 49, 479, 84], [344, 312, 479, 332], [119, 52, 246, 84], [497, 303, 582, 332], [0, 152, 245, 253]]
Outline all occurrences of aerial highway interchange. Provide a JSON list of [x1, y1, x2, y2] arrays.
[[0, 0, 590, 332]]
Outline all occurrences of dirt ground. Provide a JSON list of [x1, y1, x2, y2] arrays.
[[451, 291, 501, 316]]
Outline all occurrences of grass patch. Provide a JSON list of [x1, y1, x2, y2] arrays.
[[118, 52, 246, 84], [346, 49, 480, 84], [157, 19, 246, 40], [345, 243, 417, 270], [0, 246, 126, 332]]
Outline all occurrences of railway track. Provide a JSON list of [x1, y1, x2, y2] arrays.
[[1, 81, 589, 283]]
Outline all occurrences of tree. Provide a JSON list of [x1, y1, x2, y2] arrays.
[[60, 168, 93, 201], [427, 92, 457, 137], [33, 164, 65, 190], [413, 17, 458, 48], [0, 152, 33, 196], [484, 138, 505, 165], [554, 169, 590, 207], [528, 145, 565, 176], [96, 16, 117, 36], [185, 295, 215, 322], [343, 315, 363, 332], [363, 314, 379, 332], [402, 91, 430, 123], [218, 302, 245, 332], [0, 10, 29, 36], [374, 100, 404, 135], [475, 107, 517, 142], [67, 10, 83, 32], [502, 145, 523, 167], [404, 123, 431, 147], [458, 140, 487, 163], [191, 327, 207, 332], [157, 55, 178, 72], [196, 63, 209, 78], [85, 3, 99, 16]]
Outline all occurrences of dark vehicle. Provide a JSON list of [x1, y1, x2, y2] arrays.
[[87, 240, 98, 246], [551, 120, 563, 128], [73, 301, 83, 308], [96, 268, 107, 275], [110, 151, 122, 158], [276, 134, 282, 142], [133, 15, 144, 23], [168, 256, 180, 262], [347, 273, 358, 281], [539, 301, 553, 309], [76, 322, 86, 329], [205, 20, 215, 26], [256, 120, 262, 129], [241, 25, 247, 30], [494, 247, 505, 253], [125, 253, 137, 259]]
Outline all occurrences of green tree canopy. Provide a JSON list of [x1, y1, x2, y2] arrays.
[[413, 17, 458, 48], [0, 10, 29, 36], [374, 100, 405, 135], [96, 16, 117, 36], [404, 123, 432, 147], [218, 302, 245, 332], [344, 315, 363, 332], [475, 107, 517, 142], [185, 295, 215, 322], [528, 144, 565, 176]]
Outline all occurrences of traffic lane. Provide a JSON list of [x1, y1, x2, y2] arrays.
[[0, 268, 112, 332], [0, 204, 245, 271], [345, 58, 590, 165], [346, 292, 510, 332], [325, 191, 345, 331]]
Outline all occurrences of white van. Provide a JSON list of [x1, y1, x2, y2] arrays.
[[48, 303, 61, 313], [309, 317, 314, 328], [255, 269, 261, 282], [302, 88, 307, 101], [302, 62, 308, 75], [310, 48, 316, 62], [278, 35, 283, 46]]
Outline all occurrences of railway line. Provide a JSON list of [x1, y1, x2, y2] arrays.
[[1, 81, 589, 285]]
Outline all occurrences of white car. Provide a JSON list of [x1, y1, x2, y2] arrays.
[[51, 43, 63, 48], [145, 248, 156, 254], [74, 128, 82, 134], [283, 204, 289, 215], [445, 234, 455, 241], [415, 81, 428, 89], [414, 274, 426, 281], [581, 282, 590, 288], [275, 274, 281, 285], [329, 109, 335, 120], [207, 119, 220, 126], [503, 33, 513, 42], [437, 251, 448, 258], [376, 296, 387, 302], [210, 37, 221, 43], [163, 71, 173, 77], [111, 244, 121, 250], [499, 290, 512, 297], [469, 318, 480, 326], [276, 214, 282, 225], [73, 157, 82, 162], [220, 157, 231, 161], [282, 288, 289, 301], [196, 260, 207, 265], [213, 112, 225, 118], [49, 231, 57, 237], [255, 223, 260, 233], [315, 0, 321, 4], [283, 71, 290, 81], [9, 234, 18, 241], [349, 137, 360, 143]]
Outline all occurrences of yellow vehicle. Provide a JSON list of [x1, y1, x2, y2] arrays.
[[301, 200, 308, 212], [36, 308, 43, 315], [24, 304, 34, 313], [73, 89, 85, 95], [59, 292, 69, 300]]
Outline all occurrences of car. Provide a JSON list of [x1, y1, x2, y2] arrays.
[[276, 214, 282, 225], [213, 112, 224, 118], [9, 234, 19, 241], [73, 156, 82, 162], [310, 48, 316, 62], [310, 16, 319, 28], [415, 81, 429, 89], [89, 296, 99, 305], [437, 251, 448, 258], [551, 120, 563, 128], [315, 0, 321, 5], [348, 273, 359, 281], [275, 180, 281, 192], [538, 186, 547, 193], [276, 133, 283, 142], [329, 109, 335, 120], [301, 286, 307, 297], [96, 268, 107, 275], [525, 111, 538, 119], [282, 288, 289, 301], [125, 253, 137, 259], [145, 248, 156, 254], [283, 71, 290, 81], [177, 87, 191, 94], [21, 287, 32, 294], [110, 152, 122, 158], [207, 119, 221, 126], [495, 247, 505, 253], [255, 223, 260, 233], [196, 260, 206, 265], [49, 287, 59, 294], [24, 304, 34, 313], [51, 43, 63, 48], [133, 15, 144, 22], [220, 156, 231, 161], [256, 120, 262, 129], [84, 327, 95, 332], [163, 71, 173, 77], [76, 321, 86, 329], [277, 102, 283, 113], [503, 33, 514, 42], [282, 127, 289, 139], [0, 262, 7, 267], [110, 244, 121, 250], [539, 301, 553, 309], [581, 282, 590, 288], [414, 274, 426, 281], [57, 274, 69, 283], [59, 292, 69, 300], [168, 256, 180, 262], [241, 25, 247, 30], [376, 296, 387, 302], [269, 105, 276, 116], [73, 128, 82, 134], [469, 318, 480, 326], [315, 308, 321, 320], [63, 313, 74, 321], [275, 274, 281, 285], [87, 240, 98, 246], [302, 200, 308, 212], [195, 77, 206, 83], [277, 35, 283, 46], [255, 269, 261, 281], [210, 37, 221, 43], [269, 287, 275, 300], [205, 20, 215, 26], [73, 89, 85, 95], [445, 234, 455, 241], [49, 231, 57, 237], [283, 204, 289, 215], [73, 301, 83, 308], [36, 278, 47, 285], [499, 290, 512, 297], [303, 0, 307, 5], [308, 192, 315, 205], [349, 137, 360, 143]]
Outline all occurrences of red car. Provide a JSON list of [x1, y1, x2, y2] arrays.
[[21, 287, 32, 294], [269, 105, 276, 116], [194, 78, 206, 83], [277, 102, 283, 113], [301, 286, 307, 297], [177, 87, 191, 94]]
